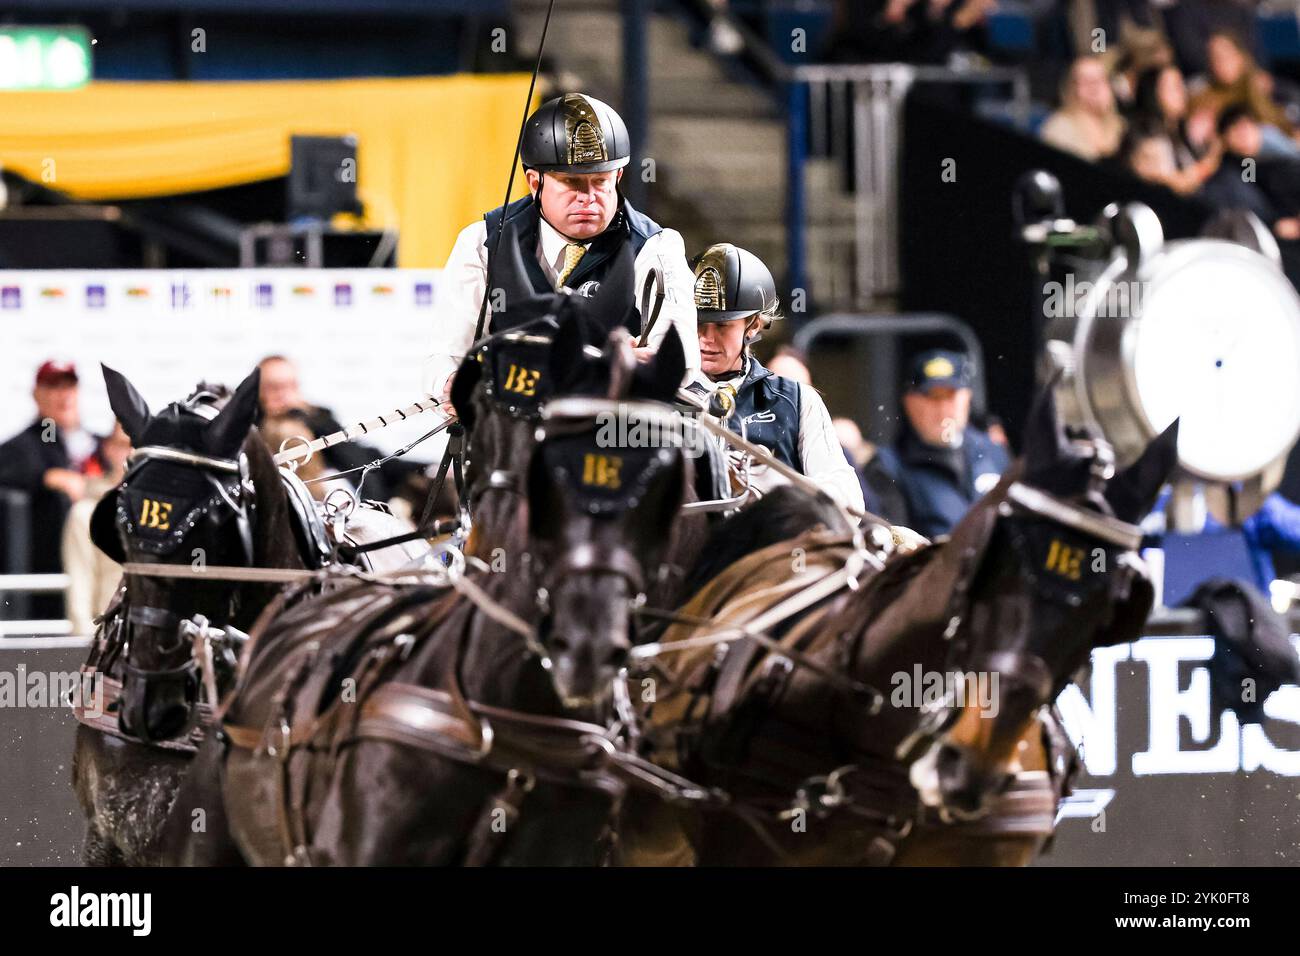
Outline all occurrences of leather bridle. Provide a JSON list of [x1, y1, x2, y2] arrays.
[[896, 446, 1146, 768], [462, 331, 557, 514], [110, 399, 259, 741]]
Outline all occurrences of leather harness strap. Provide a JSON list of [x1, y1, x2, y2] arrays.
[[73, 666, 211, 754]]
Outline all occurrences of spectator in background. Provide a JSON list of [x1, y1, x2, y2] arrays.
[[834, 416, 909, 522], [1041, 56, 1126, 161], [765, 344, 812, 385], [872, 349, 1010, 539], [1190, 30, 1300, 158], [1117, 120, 1219, 196], [0, 362, 104, 617], [1200, 105, 1300, 241], [62, 423, 131, 634], [1110, 25, 1174, 113], [258, 354, 419, 503], [257, 413, 349, 502], [1129, 64, 1221, 192], [1162, 0, 1256, 79]]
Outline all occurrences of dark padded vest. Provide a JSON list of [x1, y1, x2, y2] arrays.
[[483, 195, 663, 336], [728, 358, 802, 472]]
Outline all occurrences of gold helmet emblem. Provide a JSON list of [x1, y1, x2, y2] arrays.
[[694, 267, 725, 311], [563, 95, 608, 166], [692, 244, 732, 311], [569, 121, 606, 165]]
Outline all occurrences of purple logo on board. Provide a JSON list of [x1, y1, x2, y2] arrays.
[[334, 283, 352, 306], [86, 285, 106, 309], [1, 286, 20, 309], [254, 283, 273, 308], [171, 282, 192, 309], [415, 282, 433, 306]]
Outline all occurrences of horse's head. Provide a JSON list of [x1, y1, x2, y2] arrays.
[[907, 387, 1178, 820], [91, 365, 291, 742], [525, 322, 689, 714], [451, 223, 638, 558]]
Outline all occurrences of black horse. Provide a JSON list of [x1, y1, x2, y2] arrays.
[[166, 327, 694, 865], [73, 369, 301, 865], [73, 367, 422, 865]]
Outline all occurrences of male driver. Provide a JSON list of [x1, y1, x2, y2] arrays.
[[690, 243, 864, 512], [423, 92, 699, 403]]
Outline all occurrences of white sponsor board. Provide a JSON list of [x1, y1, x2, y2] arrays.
[[0, 269, 443, 459], [1058, 635, 1300, 777]]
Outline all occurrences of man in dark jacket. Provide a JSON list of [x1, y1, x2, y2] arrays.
[[257, 354, 421, 503], [873, 349, 1009, 539], [0, 361, 104, 616]]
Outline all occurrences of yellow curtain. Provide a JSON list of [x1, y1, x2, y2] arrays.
[[0, 75, 537, 267]]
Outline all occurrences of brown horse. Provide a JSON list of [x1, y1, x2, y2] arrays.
[[188, 336, 694, 866], [620, 390, 1178, 865]]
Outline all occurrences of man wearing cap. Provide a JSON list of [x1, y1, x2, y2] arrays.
[[689, 243, 864, 512], [872, 349, 1010, 539], [0, 362, 106, 615], [423, 92, 700, 403]]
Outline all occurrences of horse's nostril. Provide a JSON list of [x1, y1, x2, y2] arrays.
[[550, 634, 573, 654], [603, 645, 629, 669]]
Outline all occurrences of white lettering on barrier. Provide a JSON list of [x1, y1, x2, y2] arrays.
[[1057, 635, 1300, 776]]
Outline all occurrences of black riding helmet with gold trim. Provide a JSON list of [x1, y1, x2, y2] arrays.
[[522, 93, 632, 175], [691, 243, 780, 339]]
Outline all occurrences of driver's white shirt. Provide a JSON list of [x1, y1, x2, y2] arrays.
[[422, 212, 701, 398]]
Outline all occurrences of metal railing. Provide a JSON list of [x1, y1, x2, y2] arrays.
[[1, 488, 75, 636], [0, 573, 73, 637], [670, 3, 1030, 312], [791, 63, 1029, 308]]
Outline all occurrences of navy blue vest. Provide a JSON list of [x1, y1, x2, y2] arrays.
[[874, 424, 1010, 539], [724, 358, 802, 472], [483, 195, 663, 336]]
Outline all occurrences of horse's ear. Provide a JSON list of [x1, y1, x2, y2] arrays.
[[101, 364, 151, 444], [205, 367, 260, 459], [1105, 418, 1180, 524], [634, 325, 685, 402], [1021, 378, 1067, 481], [590, 244, 636, 331]]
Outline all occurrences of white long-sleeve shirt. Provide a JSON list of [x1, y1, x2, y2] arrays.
[[422, 212, 700, 399], [792, 383, 866, 513]]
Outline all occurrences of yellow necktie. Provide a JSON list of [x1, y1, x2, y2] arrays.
[[556, 242, 587, 289]]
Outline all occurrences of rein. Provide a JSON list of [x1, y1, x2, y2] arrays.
[[631, 558, 888, 709]]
